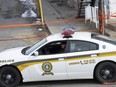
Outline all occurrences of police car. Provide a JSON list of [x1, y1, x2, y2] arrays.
[[0, 29, 116, 87]]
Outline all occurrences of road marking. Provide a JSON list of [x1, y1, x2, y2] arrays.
[[12, 32, 39, 44]]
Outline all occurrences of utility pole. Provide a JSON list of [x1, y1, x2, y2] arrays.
[[90, 0, 106, 35], [37, 0, 44, 25], [98, 0, 105, 35]]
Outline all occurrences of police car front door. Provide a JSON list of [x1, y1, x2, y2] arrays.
[[28, 54, 67, 81]]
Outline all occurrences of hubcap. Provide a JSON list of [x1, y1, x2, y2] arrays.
[[6, 74, 12, 80], [100, 65, 115, 81], [104, 70, 110, 75], [1, 70, 16, 85]]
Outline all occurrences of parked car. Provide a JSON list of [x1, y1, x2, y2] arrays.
[[0, 31, 116, 87]]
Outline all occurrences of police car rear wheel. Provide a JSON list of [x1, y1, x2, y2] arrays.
[[0, 66, 21, 87], [95, 62, 116, 83]]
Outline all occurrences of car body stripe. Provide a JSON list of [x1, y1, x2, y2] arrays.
[[12, 51, 116, 72], [99, 51, 116, 57], [13, 59, 58, 71]]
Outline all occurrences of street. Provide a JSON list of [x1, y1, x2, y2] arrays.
[[0, 14, 48, 51], [0, 0, 49, 52]]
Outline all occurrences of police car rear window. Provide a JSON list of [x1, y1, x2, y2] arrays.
[[92, 34, 116, 45]]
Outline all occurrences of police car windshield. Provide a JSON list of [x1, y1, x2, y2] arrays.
[[25, 39, 47, 55], [92, 34, 116, 45]]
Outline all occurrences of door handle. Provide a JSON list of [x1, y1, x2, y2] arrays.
[[91, 54, 97, 57], [58, 58, 64, 61]]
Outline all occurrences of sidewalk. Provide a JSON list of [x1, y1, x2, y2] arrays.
[[106, 19, 116, 39], [107, 19, 116, 31], [42, 0, 99, 34]]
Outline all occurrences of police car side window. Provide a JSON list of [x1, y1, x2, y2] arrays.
[[39, 41, 67, 55], [70, 41, 98, 52]]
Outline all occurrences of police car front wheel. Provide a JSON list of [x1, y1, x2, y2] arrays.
[[95, 62, 116, 83], [0, 66, 21, 87]]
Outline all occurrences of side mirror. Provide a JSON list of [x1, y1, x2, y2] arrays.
[[33, 51, 39, 56]]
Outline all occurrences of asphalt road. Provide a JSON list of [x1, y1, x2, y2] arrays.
[[18, 79, 116, 87], [0, 15, 40, 51], [0, 0, 49, 52], [0, 13, 48, 52]]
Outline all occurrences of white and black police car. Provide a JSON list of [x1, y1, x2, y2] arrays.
[[0, 27, 116, 87]]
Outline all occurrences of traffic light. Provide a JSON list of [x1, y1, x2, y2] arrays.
[[90, 0, 96, 7]]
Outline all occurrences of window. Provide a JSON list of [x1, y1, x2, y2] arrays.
[[92, 34, 116, 45], [25, 39, 47, 55], [69, 40, 98, 52], [39, 41, 67, 55]]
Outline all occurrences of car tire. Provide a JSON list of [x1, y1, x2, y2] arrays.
[[0, 66, 21, 87], [95, 62, 116, 83]]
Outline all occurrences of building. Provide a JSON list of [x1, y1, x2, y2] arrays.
[[85, 0, 116, 29]]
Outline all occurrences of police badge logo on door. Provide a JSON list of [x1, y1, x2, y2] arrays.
[[42, 62, 54, 76]]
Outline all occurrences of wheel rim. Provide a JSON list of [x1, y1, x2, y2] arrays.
[[100, 65, 115, 81], [1, 70, 16, 85]]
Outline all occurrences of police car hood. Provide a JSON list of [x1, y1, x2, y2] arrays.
[[0, 47, 27, 59]]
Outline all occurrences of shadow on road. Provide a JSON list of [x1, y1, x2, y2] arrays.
[[18, 79, 98, 87]]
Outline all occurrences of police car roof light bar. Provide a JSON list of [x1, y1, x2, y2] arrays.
[[61, 27, 76, 38]]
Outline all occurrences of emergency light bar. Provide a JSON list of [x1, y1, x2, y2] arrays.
[[61, 27, 76, 38]]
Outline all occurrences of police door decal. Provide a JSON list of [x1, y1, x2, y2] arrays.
[[42, 62, 54, 76]]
